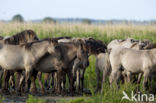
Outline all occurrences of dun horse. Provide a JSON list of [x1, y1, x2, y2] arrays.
[[95, 38, 146, 92], [109, 47, 156, 90], [0, 38, 60, 93], [44, 37, 107, 92], [33, 40, 90, 94], [0, 30, 39, 92]]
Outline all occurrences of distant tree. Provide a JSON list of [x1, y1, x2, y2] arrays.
[[12, 14, 24, 22], [82, 19, 91, 24], [43, 17, 56, 23]]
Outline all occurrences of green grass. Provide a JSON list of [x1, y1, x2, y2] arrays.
[[59, 83, 137, 103], [0, 22, 156, 103], [26, 95, 46, 103]]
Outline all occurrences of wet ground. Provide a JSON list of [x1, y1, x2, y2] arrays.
[[2, 95, 79, 103], [2, 96, 27, 103], [0, 88, 91, 103]]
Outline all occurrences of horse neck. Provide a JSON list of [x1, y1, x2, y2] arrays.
[[62, 44, 77, 63], [31, 41, 49, 60]]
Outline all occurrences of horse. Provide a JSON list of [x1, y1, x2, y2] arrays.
[[29, 39, 89, 95], [109, 47, 156, 91], [58, 37, 107, 91], [58, 37, 107, 92], [0, 38, 61, 94], [41, 37, 106, 93], [0, 30, 39, 92], [95, 38, 146, 92]]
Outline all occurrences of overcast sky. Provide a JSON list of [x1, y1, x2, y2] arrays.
[[0, 0, 156, 21]]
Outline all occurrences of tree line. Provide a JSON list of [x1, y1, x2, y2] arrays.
[[9, 14, 156, 25], [11, 14, 91, 24]]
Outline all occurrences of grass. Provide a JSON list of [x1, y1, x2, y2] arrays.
[[26, 95, 46, 103], [0, 22, 156, 103]]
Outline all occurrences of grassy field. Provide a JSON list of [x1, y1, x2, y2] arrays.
[[0, 22, 156, 103]]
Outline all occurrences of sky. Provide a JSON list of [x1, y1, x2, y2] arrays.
[[0, 0, 156, 21]]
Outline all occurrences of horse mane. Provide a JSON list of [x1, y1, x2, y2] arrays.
[[4, 29, 38, 45], [66, 37, 107, 54], [86, 38, 107, 54]]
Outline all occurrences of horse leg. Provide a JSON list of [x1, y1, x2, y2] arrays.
[[57, 70, 62, 94], [101, 63, 112, 92], [15, 72, 21, 88], [20, 71, 26, 93], [30, 70, 38, 95], [76, 69, 80, 91], [9, 72, 15, 89], [148, 75, 153, 93], [61, 71, 66, 92], [54, 72, 58, 92], [44, 73, 50, 90], [95, 67, 101, 93], [109, 68, 120, 88], [67, 70, 74, 95], [37, 72, 45, 94], [48, 74, 52, 89], [30, 76, 37, 95], [2, 70, 10, 93], [101, 70, 107, 93], [143, 71, 150, 92], [122, 70, 127, 83], [80, 69, 85, 93], [0, 69, 4, 89], [127, 71, 131, 83], [137, 73, 143, 91], [16, 73, 25, 94], [51, 73, 55, 90], [25, 67, 33, 93], [116, 70, 122, 89]]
